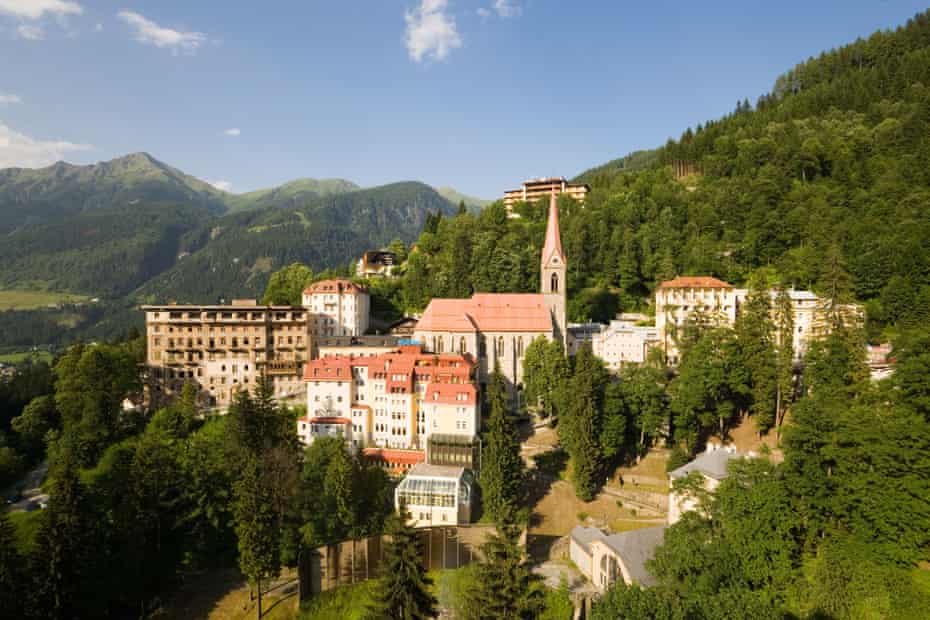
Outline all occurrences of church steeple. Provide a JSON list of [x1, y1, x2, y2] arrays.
[[541, 190, 567, 346]]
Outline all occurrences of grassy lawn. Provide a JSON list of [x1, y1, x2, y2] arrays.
[[0, 350, 53, 364], [299, 580, 376, 620], [0, 289, 90, 311]]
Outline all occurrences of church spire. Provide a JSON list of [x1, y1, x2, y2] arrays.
[[541, 189, 565, 270]]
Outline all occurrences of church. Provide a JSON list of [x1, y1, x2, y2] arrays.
[[414, 191, 568, 392]]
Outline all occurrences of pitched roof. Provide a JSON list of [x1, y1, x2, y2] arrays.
[[658, 276, 732, 289], [424, 382, 477, 405], [417, 293, 553, 333], [541, 190, 565, 268], [304, 279, 368, 295], [570, 525, 604, 553], [601, 526, 666, 586], [669, 447, 741, 481]]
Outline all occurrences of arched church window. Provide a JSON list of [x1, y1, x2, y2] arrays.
[[459, 337, 466, 353], [497, 336, 504, 357], [551, 273, 559, 293]]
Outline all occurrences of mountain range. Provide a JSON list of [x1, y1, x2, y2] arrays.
[[0, 153, 478, 305]]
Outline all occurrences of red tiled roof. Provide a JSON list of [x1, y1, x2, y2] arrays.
[[417, 293, 553, 333], [362, 448, 425, 465], [424, 382, 477, 405], [304, 279, 368, 295], [304, 345, 476, 382], [658, 276, 732, 289], [308, 416, 351, 424]]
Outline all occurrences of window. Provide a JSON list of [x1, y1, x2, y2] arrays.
[[551, 272, 559, 293]]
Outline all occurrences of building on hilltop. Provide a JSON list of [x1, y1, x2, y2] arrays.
[[414, 191, 568, 392], [357, 250, 398, 278], [142, 299, 311, 408], [503, 176, 589, 216], [302, 279, 370, 338], [299, 344, 479, 461]]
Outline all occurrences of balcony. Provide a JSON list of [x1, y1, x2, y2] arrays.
[[262, 360, 302, 376]]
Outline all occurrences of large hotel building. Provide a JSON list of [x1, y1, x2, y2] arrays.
[[502, 176, 589, 216], [142, 279, 369, 408]]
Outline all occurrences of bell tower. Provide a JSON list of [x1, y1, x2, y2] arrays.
[[541, 190, 567, 346]]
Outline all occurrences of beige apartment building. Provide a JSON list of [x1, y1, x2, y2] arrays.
[[655, 276, 863, 364], [142, 300, 310, 408], [502, 176, 589, 216]]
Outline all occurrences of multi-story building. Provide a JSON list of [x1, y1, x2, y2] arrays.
[[142, 299, 310, 408], [299, 345, 479, 453], [315, 335, 402, 359], [654, 276, 738, 364], [357, 251, 398, 278], [591, 320, 661, 370], [395, 463, 475, 527], [415, 191, 568, 391], [503, 176, 589, 216], [302, 279, 370, 338]]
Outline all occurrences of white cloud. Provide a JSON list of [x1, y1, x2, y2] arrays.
[[208, 179, 232, 192], [223, 128, 241, 137], [0, 122, 92, 169], [493, 0, 520, 17], [117, 10, 206, 54], [0, 93, 22, 104], [16, 23, 43, 39], [0, 0, 82, 20], [404, 0, 461, 63]]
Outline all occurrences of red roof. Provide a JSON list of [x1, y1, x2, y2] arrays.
[[304, 345, 476, 383], [304, 279, 368, 295], [362, 448, 425, 465], [658, 276, 732, 289], [425, 382, 477, 405], [417, 293, 553, 333]]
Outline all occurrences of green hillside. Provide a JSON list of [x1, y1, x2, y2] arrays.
[[435, 186, 491, 211], [0, 152, 227, 234], [400, 10, 930, 337], [136, 181, 455, 304], [224, 177, 360, 212]]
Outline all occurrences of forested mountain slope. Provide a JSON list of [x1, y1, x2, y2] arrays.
[[224, 177, 360, 212], [404, 10, 930, 335]]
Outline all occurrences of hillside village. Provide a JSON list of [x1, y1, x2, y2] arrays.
[[3, 6, 930, 620]]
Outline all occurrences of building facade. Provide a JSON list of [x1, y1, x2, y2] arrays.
[[570, 525, 666, 590], [300, 345, 479, 452], [357, 251, 398, 278], [142, 300, 310, 408], [394, 463, 474, 527], [414, 191, 567, 390], [667, 444, 741, 525], [302, 279, 370, 338], [503, 176, 589, 216], [591, 320, 661, 370]]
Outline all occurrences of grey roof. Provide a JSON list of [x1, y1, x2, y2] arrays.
[[570, 525, 603, 553], [669, 448, 741, 481], [406, 463, 465, 479], [602, 526, 666, 586]]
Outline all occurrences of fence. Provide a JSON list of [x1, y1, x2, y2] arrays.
[[298, 524, 504, 601]]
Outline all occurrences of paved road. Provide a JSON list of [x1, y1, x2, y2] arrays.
[[6, 459, 49, 512]]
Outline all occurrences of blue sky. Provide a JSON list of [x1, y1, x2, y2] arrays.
[[1, 1, 927, 198]]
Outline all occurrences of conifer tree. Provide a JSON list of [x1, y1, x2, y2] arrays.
[[481, 364, 524, 523], [734, 287, 777, 433], [563, 345, 605, 501], [0, 510, 24, 618], [234, 456, 280, 619], [773, 288, 795, 435], [367, 513, 437, 620], [466, 521, 544, 620]]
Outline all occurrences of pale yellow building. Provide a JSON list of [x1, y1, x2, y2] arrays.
[[502, 176, 589, 216], [142, 299, 309, 408]]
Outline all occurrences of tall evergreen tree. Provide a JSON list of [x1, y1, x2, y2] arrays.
[[367, 513, 437, 620], [773, 287, 795, 435], [734, 287, 777, 433], [0, 510, 25, 619], [233, 456, 280, 619], [480, 365, 524, 523], [562, 345, 606, 501], [466, 521, 544, 620]]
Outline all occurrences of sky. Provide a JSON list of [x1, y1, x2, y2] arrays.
[[1, 0, 928, 198]]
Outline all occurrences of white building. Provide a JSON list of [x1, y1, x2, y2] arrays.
[[301, 345, 479, 453], [591, 320, 660, 370], [667, 445, 741, 525], [302, 279, 370, 338], [655, 276, 738, 364], [569, 525, 666, 590], [395, 463, 475, 527]]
